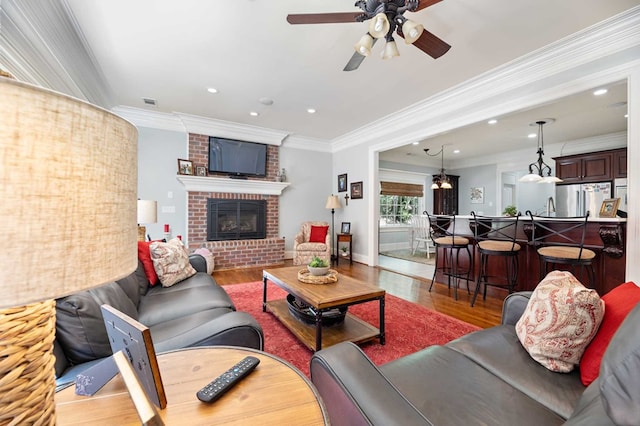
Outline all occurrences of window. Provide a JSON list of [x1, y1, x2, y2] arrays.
[[380, 195, 420, 226]]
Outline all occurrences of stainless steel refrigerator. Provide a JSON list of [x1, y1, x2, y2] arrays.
[[555, 182, 613, 217]]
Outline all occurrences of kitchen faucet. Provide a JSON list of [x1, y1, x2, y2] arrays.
[[546, 196, 556, 216]]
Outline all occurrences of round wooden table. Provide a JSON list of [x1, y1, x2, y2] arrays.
[[55, 347, 328, 425]]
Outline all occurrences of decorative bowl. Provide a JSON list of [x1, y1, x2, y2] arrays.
[[307, 265, 330, 276]]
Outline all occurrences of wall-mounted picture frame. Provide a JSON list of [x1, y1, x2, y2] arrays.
[[341, 222, 351, 234], [351, 181, 363, 199], [196, 165, 206, 177], [599, 198, 620, 218], [338, 173, 348, 192], [470, 186, 484, 204], [178, 159, 193, 175]]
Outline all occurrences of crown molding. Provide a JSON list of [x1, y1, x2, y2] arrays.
[[175, 112, 288, 145], [282, 135, 333, 152], [332, 6, 640, 152], [176, 175, 290, 195], [111, 106, 186, 132]]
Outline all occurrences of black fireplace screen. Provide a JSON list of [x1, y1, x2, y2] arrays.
[[207, 199, 266, 241]]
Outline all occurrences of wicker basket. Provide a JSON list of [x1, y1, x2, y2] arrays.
[[297, 269, 338, 284]]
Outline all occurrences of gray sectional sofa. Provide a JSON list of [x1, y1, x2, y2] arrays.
[[54, 254, 263, 389], [310, 292, 640, 425]]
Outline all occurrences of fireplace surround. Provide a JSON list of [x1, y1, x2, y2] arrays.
[[207, 199, 266, 241]]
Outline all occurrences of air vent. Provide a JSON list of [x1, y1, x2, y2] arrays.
[[142, 97, 157, 106]]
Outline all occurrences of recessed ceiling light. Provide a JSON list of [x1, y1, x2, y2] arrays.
[[487, 119, 498, 125], [259, 97, 273, 106], [307, 108, 316, 114], [207, 87, 218, 94], [412, 142, 419, 145], [453, 149, 460, 154], [625, 113, 629, 118], [249, 111, 259, 117], [593, 88, 608, 96], [528, 133, 537, 139]]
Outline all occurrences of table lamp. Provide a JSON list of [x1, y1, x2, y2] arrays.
[[0, 77, 138, 424], [137, 200, 158, 241]]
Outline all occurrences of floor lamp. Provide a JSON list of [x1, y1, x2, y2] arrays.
[[0, 77, 138, 424], [325, 195, 342, 262]]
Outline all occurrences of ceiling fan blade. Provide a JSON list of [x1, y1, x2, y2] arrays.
[[411, 29, 451, 59], [286, 12, 362, 25], [343, 38, 378, 72], [415, 0, 444, 12]]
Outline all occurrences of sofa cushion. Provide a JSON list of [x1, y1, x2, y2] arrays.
[[309, 225, 329, 243], [138, 240, 159, 285], [150, 238, 196, 287], [447, 325, 585, 419], [380, 345, 566, 425], [55, 282, 138, 365], [598, 303, 640, 425], [115, 261, 150, 306], [580, 282, 640, 386], [516, 271, 604, 372], [137, 272, 235, 327]]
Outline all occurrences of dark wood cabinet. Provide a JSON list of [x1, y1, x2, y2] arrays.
[[613, 148, 627, 178], [555, 150, 620, 184], [433, 175, 459, 214]]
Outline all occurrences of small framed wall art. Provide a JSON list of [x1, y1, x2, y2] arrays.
[[178, 159, 193, 175], [350, 181, 363, 199], [338, 173, 348, 192], [470, 187, 484, 204]]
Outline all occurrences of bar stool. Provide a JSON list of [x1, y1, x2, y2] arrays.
[[426, 213, 472, 300], [526, 211, 596, 286], [470, 211, 521, 307]]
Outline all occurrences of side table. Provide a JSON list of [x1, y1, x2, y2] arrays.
[[336, 233, 353, 265], [55, 347, 328, 425]]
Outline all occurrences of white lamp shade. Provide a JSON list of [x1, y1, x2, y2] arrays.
[[137, 200, 158, 224], [325, 195, 342, 209], [440, 181, 453, 189], [402, 20, 424, 44], [0, 78, 138, 308], [381, 40, 400, 59], [369, 13, 390, 39], [354, 33, 374, 56], [539, 176, 563, 183], [519, 173, 544, 183]]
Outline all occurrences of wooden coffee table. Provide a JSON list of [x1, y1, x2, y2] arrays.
[[55, 347, 328, 425], [263, 266, 386, 351]]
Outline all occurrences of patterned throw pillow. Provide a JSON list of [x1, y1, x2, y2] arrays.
[[149, 238, 196, 287], [516, 270, 604, 373]]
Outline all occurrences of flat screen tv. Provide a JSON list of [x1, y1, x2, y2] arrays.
[[208, 136, 267, 177]]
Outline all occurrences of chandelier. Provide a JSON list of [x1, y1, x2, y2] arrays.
[[519, 120, 563, 183], [425, 146, 452, 189]]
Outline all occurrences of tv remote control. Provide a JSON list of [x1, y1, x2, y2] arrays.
[[196, 356, 260, 403]]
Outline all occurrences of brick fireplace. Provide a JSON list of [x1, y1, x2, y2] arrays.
[[184, 133, 286, 270]]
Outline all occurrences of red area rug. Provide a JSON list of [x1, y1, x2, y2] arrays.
[[224, 281, 481, 376]]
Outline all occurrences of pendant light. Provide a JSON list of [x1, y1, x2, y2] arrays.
[[519, 120, 563, 183]]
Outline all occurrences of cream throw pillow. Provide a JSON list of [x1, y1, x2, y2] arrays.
[[150, 238, 196, 287], [515, 270, 604, 372]]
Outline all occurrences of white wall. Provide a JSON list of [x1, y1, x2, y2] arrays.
[[138, 127, 188, 241]]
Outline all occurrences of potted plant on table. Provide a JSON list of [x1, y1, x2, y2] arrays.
[[308, 256, 329, 276], [340, 246, 349, 257], [503, 205, 518, 217]]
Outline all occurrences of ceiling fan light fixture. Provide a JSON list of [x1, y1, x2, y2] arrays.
[[402, 19, 424, 44], [369, 13, 390, 39], [354, 33, 374, 56], [381, 39, 400, 60]]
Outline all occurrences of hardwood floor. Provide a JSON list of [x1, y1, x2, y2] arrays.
[[213, 260, 503, 329]]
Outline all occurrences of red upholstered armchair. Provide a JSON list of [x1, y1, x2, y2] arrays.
[[293, 221, 331, 265]]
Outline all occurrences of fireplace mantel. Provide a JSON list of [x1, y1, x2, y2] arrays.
[[177, 175, 290, 195]]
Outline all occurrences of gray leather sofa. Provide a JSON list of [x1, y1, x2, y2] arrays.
[[54, 254, 263, 389], [310, 292, 640, 425]]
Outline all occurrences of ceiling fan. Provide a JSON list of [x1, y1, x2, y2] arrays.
[[287, 0, 451, 71]]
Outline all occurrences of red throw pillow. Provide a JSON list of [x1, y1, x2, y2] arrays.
[[137, 241, 159, 286], [580, 282, 640, 385], [309, 225, 329, 243]]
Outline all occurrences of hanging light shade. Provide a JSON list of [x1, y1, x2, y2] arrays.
[[519, 120, 563, 183], [402, 19, 424, 44], [425, 146, 453, 190], [369, 13, 390, 39], [381, 38, 400, 59], [354, 33, 374, 56]]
